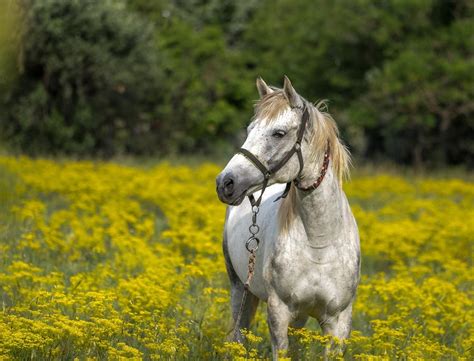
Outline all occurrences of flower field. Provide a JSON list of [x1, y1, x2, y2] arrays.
[[0, 156, 472, 360]]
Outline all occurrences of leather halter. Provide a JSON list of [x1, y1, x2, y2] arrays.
[[237, 104, 328, 208]]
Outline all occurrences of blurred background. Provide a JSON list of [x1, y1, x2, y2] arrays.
[[0, 0, 473, 169]]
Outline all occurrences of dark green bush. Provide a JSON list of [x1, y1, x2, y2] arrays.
[[2, 0, 163, 156]]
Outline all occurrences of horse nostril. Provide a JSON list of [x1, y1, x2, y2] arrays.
[[223, 175, 234, 196]]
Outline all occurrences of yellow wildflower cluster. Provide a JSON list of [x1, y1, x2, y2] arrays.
[[0, 156, 472, 359]]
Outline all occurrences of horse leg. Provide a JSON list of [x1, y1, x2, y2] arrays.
[[321, 302, 353, 339], [229, 281, 259, 342], [223, 233, 259, 342], [267, 294, 292, 360], [320, 302, 353, 358]]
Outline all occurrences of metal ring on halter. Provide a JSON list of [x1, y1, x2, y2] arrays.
[[252, 206, 259, 214], [249, 224, 260, 235], [246, 236, 260, 252]]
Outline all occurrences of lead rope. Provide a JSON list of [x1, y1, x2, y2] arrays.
[[232, 204, 260, 341]]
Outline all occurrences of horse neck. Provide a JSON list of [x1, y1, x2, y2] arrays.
[[295, 165, 345, 245]]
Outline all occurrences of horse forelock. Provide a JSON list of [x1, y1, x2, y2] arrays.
[[253, 91, 290, 123], [252, 90, 351, 236]]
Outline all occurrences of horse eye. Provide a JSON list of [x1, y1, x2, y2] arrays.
[[272, 130, 286, 138]]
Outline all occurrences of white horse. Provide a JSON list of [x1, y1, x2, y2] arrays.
[[216, 76, 360, 359]]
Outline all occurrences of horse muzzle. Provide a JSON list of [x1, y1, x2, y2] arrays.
[[216, 171, 247, 206]]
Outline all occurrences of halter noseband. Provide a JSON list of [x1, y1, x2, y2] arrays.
[[238, 104, 325, 208]]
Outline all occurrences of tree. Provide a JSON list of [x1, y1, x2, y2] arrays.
[[243, 0, 473, 167], [128, 0, 256, 153], [155, 19, 253, 153], [2, 0, 163, 155], [350, 17, 474, 167]]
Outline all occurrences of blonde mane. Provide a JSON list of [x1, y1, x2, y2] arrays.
[[253, 90, 351, 235]]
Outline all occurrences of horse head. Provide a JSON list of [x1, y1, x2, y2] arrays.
[[216, 76, 312, 206]]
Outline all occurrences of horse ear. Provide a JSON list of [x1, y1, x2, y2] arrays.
[[283, 75, 303, 108], [256, 77, 273, 98]]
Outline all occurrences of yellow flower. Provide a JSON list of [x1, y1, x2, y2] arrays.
[[0, 155, 471, 359]]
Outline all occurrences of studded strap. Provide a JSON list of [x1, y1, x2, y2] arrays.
[[294, 142, 330, 192]]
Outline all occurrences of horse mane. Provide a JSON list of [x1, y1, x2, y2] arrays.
[[253, 90, 351, 235]]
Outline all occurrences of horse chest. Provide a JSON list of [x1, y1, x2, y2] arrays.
[[266, 243, 334, 306]]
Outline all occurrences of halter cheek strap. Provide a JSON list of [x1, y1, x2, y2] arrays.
[[237, 105, 309, 207]]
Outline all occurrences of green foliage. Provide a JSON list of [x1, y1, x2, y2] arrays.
[[244, 0, 473, 166], [350, 14, 474, 167], [0, 0, 472, 166], [2, 0, 162, 155], [156, 20, 253, 153]]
